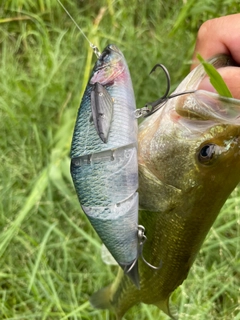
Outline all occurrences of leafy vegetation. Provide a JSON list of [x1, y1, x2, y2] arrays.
[[197, 54, 232, 97], [0, 0, 240, 319]]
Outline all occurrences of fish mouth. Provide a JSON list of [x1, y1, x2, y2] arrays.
[[168, 54, 240, 129], [175, 90, 240, 128]]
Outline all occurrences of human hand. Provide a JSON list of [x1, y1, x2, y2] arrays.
[[191, 14, 240, 99]]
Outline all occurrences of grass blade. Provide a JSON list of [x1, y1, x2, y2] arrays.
[[0, 168, 48, 258], [197, 54, 232, 97], [28, 223, 57, 293]]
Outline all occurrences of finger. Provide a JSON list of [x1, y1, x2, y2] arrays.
[[197, 66, 240, 99], [191, 14, 240, 70]]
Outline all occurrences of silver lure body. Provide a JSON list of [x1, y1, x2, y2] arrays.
[[70, 45, 139, 285]]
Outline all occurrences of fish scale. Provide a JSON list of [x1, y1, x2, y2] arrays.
[[71, 144, 138, 206], [86, 193, 139, 264]]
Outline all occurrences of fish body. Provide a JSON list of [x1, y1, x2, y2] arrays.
[[90, 55, 240, 318], [70, 45, 139, 285]]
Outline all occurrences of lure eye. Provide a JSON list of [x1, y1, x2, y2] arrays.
[[100, 48, 111, 62], [198, 144, 216, 164]]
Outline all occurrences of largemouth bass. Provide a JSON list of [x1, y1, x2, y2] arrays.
[[90, 54, 240, 319], [70, 45, 139, 286]]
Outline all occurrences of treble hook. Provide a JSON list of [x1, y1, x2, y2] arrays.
[[146, 63, 171, 109], [125, 225, 162, 274], [137, 225, 162, 270], [134, 64, 196, 118]]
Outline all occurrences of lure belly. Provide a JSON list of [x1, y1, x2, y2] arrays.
[[70, 44, 139, 286]]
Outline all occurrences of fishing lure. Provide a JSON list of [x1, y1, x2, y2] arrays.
[[70, 44, 140, 286], [58, 0, 161, 288]]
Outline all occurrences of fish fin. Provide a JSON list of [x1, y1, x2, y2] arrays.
[[90, 284, 124, 320], [90, 284, 112, 310], [154, 298, 178, 320], [91, 82, 113, 143]]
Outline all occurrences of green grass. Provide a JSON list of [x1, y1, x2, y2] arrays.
[[0, 0, 240, 319]]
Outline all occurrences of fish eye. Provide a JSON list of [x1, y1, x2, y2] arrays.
[[198, 143, 216, 164]]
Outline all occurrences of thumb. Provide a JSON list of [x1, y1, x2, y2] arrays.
[[198, 66, 240, 99]]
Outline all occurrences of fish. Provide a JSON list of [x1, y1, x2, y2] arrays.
[[70, 44, 140, 287], [90, 54, 240, 319]]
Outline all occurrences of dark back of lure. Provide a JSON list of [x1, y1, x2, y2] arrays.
[[70, 44, 139, 287]]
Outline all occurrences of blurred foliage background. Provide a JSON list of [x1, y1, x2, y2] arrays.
[[0, 0, 240, 319]]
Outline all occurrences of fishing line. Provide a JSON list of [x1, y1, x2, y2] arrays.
[[57, 0, 101, 57]]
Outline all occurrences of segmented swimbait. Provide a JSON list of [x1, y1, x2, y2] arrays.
[[70, 44, 139, 286]]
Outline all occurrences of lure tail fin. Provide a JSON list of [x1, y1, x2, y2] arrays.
[[90, 284, 112, 310]]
